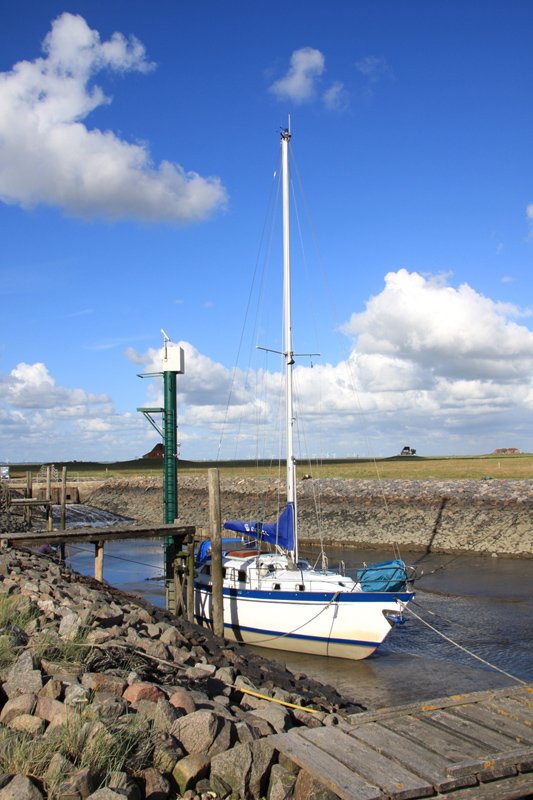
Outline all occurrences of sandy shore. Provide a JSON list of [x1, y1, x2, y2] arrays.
[[83, 476, 533, 558]]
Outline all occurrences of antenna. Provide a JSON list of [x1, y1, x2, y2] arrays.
[[161, 329, 170, 342]]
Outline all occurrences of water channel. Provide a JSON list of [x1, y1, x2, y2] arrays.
[[60, 506, 533, 709]]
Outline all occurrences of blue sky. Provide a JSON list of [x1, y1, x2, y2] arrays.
[[1, 0, 532, 463]]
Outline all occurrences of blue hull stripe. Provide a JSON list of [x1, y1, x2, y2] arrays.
[[194, 613, 381, 649], [195, 583, 414, 603]]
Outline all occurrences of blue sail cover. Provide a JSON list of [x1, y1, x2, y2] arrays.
[[223, 502, 295, 551], [356, 559, 408, 592]]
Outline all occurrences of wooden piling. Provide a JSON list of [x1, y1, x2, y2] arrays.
[[94, 541, 104, 582], [46, 466, 53, 532], [59, 466, 67, 531], [208, 468, 224, 638], [24, 471, 32, 525], [187, 537, 195, 623]]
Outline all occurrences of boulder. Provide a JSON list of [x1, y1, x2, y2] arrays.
[[171, 753, 210, 794], [123, 682, 164, 706], [0, 693, 36, 724], [0, 775, 44, 799], [169, 710, 234, 757], [138, 768, 170, 800]]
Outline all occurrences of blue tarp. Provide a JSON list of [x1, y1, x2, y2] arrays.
[[357, 559, 408, 592], [223, 502, 295, 552]]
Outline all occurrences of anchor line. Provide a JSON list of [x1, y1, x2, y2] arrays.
[[399, 600, 527, 685]]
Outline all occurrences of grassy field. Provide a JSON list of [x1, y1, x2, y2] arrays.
[[6, 453, 532, 481]]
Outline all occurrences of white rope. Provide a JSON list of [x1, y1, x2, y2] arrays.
[[399, 600, 527, 685]]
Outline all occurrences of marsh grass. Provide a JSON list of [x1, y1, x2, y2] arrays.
[[0, 709, 155, 798], [0, 595, 39, 671]]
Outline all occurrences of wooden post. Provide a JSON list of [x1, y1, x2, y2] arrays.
[[173, 560, 186, 615], [24, 471, 32, 525], [208, 468, 224, 638], [60, 466, 67, 531], [187, 536, 195, 623], [46, 466, 53, 532], [94, 541, 104, 581]]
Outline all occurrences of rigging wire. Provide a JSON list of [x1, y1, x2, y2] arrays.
[[290, 145, 409, 561]]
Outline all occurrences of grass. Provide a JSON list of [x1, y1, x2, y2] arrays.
[[0, 710, 154, 798], [6, 452, 532, 481], [0, 594, 155, 798]]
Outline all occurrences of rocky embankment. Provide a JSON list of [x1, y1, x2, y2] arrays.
[[0, 546, 361, 800], [84, 476, 533, 557]]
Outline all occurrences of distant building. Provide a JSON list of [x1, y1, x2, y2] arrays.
[[492, 448, 520, 455], [400, 446, 416, 456], [143, 443, 164, 459]]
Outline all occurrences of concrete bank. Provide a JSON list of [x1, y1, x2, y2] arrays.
[[84, 476, 533, 558], [0, 546, 362, 800]]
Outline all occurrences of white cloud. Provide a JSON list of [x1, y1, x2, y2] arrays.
[[3, 273, 532, 462], [269, 47, 325, 104], [323, 81, 349, 111], [0, 362, 109, 409], [342, 269, 533, 381], [356, 55, 392, 82], [0, 13, 227, 223]]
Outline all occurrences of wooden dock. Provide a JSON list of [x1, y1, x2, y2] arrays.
[[271, 683, 533, 799], [0, 524, 195, 589]]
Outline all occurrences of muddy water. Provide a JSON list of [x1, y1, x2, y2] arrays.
[[66, 536, 533, 710]]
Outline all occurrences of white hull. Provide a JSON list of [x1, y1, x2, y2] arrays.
[[194, 581, 413, 661]]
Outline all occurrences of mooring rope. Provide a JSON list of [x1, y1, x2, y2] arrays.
[[244, 590, 341, 645], [399, 600, 527, 685]]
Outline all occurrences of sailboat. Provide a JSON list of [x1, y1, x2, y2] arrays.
[[194, 126, 415, 660]]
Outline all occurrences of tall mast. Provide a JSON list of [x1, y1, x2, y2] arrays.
[[281, 125, 298, 561]]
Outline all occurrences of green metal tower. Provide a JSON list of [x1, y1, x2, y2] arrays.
[[137, 333, 185, 596]]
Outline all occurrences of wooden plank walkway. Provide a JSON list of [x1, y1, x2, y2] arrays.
[[271, 683, 533, 799], [0, 523, 195, 547]]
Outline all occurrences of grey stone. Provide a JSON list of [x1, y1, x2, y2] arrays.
[[81, 673, 125, 696], [64, 684, 91, 707], [267, 763, 297, 800], [169, 710, 234, 757], [152, 737, 185, 774], [108, 771, 141, 800], [0, 774, 44, 799], [85, 790, 125, 800], [293, 770, 339, 799], [249, 702, 293, 732], [59, 611, 82, 640], [171, 754, 210, 794], [4, 650, 43, 697], [57, 767, 98, 800], [152, 697, 180, 732], [138, 768, 170, 800], [210, 742, 253, 799], [0, 693, 36, 724], [91, 605, 124, 627], [7, 713, 45, 734]]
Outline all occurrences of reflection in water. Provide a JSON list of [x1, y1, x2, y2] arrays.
[[62, 512, 533, 709]]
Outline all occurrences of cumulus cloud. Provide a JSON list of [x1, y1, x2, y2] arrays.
[[127, 284, 533, 458], [0, 362, 109, 409], [0, 361, 149, 461], [342, 269, 533, 382], [3, 273, 532, 462], [269, 47, 349, 111], [0, 13, 227, 223], [323, 81, 349, 111], [269, 47, 325, 103]]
